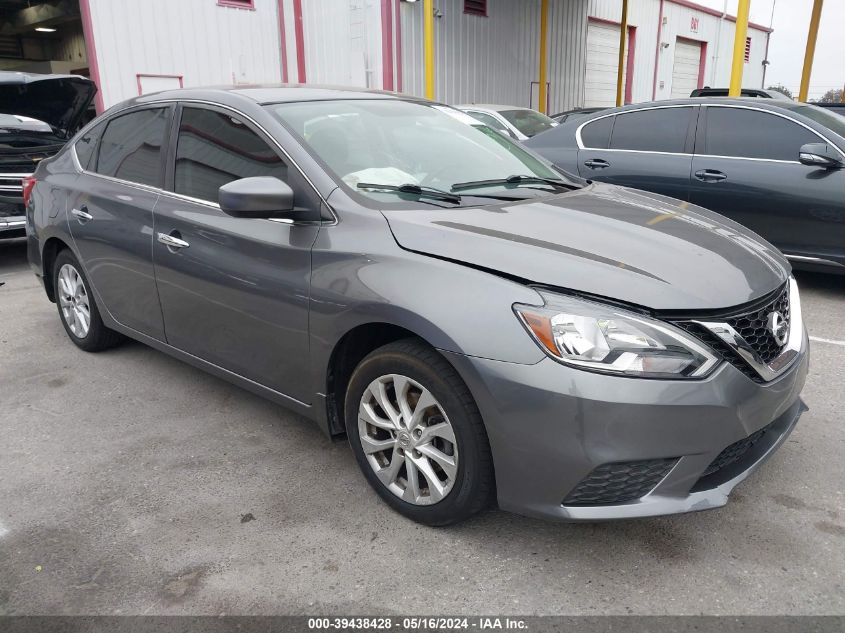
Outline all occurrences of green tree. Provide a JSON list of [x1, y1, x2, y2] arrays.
[[767, 84, 793, 99], [818, 88, 843, 103]]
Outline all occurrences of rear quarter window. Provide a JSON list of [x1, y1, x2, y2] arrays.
[[580, 116, 613, 149], [95, 108, 169, 188], [74, 121, 106, 171]]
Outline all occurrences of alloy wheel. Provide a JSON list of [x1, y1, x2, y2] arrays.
[[358, 374, 458, 505], [57, 263, 91, 338]]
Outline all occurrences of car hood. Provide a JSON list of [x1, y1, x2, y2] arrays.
[[0, 72, 96, 138], [381, 183, 789, 311]]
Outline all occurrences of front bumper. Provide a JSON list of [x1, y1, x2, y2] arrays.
[[0, 201, 26, 238], [444, 330, 809, 521]]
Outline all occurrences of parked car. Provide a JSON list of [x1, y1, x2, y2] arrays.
[[27, 87, 807, 525], [551, 106, 606, 123], [0, 71, 97, 240], [526, 97, 845, 273], [815, 102, 845, 117], [457, 104, 557, 140], [690, 87, 793, 100]]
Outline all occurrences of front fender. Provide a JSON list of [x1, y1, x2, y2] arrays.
[[308, 218, 546, 404]]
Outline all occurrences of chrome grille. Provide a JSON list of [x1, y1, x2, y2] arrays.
[[672, 284, 792, 383]]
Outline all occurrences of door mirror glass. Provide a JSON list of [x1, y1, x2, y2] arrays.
[[219, 177, 295, 219], [798, 142, 843, 169]]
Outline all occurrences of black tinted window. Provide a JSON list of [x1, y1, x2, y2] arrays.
[[610, 108, 692, 153], [74, 121, 105, 170], [704, 107, 823, 161], [96, 108, 168, 187], [175, 107, 288, 204], [581, 116, 613, 148]]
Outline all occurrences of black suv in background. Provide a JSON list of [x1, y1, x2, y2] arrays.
[[526, 98, 845, 273], [0, 72, 96, 239]]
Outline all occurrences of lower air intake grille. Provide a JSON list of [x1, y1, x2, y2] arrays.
[[562, 458, 678, 506], [701, 424, 772, 478]]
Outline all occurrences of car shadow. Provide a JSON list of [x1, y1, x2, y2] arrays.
[[793, 269, 845, 299], [0, 238, 29, 275]]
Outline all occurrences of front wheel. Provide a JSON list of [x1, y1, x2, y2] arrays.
[[345, 339, 495, 526]]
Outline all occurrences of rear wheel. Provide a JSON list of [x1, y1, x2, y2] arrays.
[[53, 249, 123, 352], [345, 339, 494, 526]]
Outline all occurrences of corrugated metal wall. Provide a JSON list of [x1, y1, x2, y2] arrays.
[[400, 0, 588, 113], [299, 0, 384, 89], [88, 0, 284, 108], [548, 0, 588, 112]]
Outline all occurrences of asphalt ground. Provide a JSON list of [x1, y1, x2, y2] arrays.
[[1, 238, 843, 616]]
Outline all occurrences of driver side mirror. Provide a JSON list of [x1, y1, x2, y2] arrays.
[[219, 177, 295, 219], [799, 143, 843, 169]]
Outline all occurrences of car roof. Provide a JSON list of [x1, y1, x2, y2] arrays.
[[123, 84, 426, 110], [587, 97, 822, 115]]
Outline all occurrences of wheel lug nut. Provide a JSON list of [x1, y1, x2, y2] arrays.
[[413, 449, 421, 458], [413, 429, 422, 439]]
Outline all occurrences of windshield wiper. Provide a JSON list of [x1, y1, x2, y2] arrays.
[[357, 182, 461, 204], [450, 174, 577, 192]]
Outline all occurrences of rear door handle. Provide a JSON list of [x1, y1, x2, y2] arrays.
[[71, 206, 93, 223], [584, 159, 610, 169], [157, 232, 190, 250], [694, 169, 727, 182]]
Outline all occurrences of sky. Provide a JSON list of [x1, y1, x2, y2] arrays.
[[695, 0, 845, 100]]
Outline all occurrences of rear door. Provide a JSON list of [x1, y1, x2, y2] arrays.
[[577, 105, 697, 201], [68, 106, 171, 340], [152, 104, 320, 403], [690, 105, 845, 258]]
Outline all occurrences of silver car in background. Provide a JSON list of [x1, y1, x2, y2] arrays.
[[457, 103, 558, 140]]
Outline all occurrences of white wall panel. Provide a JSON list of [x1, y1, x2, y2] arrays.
[[299, 0, 384, 89], [87, 0, 284, 108], [400, 0, 587, 114]]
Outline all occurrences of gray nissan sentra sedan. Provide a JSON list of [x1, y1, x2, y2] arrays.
[[25, 86, 808, 525]]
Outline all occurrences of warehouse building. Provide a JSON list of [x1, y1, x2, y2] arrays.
[[0, 0, 772, 114]]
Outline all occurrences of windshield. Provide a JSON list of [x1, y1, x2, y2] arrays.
[[497, 109, 557, 137], [266, 99, 573, 205], [789, 104, 845, 141]]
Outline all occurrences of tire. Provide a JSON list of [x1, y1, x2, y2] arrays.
[[53, 249, 124, 352], [345, 338, 495, 526]]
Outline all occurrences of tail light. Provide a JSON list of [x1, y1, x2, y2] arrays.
[[22, 176, 37, 207]]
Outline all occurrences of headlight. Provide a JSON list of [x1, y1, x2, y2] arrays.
[[514, 292, 719, 379]]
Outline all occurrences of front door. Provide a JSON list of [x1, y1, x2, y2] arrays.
[[577, 106, 697, 202], [689, 105, 845, 259], [152, 104, 320, 403], [67, 107, 171, 340]]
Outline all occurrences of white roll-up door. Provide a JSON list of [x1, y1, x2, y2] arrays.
[[584, 21, 628, 108], [671, 39, 702, 99]]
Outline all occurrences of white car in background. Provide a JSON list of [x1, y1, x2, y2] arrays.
[[457, 104, 557, 141]]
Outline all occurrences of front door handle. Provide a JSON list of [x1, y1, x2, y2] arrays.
[[71, 206, 93, 223], [584, 159, 610, 169], [157, 232, 190, 250], [694, 169, 727, 182]]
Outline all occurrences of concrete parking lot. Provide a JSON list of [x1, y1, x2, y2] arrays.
[[0, 237, 843, 616]]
